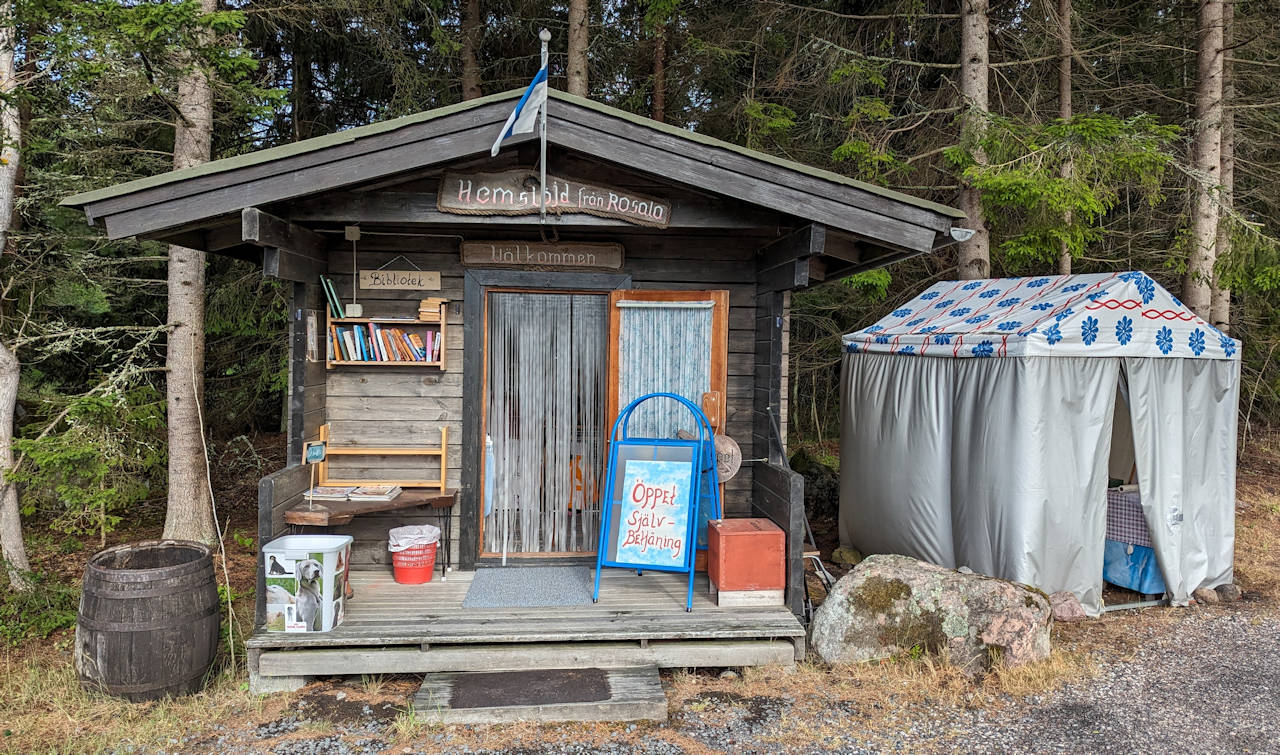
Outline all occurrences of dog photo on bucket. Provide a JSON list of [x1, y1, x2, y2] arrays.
[[264, 553, 328, 632]]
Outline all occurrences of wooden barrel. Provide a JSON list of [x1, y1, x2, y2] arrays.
[[75, 540, 220, 701]]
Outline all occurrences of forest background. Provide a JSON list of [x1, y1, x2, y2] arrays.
[[0, 0, 1277, 635]]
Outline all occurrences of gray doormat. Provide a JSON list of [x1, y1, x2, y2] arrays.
[[461, 566, 595, 608], [414, 667, 667, 724]]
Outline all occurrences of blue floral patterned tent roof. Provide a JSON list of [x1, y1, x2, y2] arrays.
[[841, 272, 1240, 360]]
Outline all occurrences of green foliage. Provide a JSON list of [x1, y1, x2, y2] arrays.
[[841, 269, 893, 301], [742, 100, 797, 136], [0, 570, 79, 645], [948, 113, 1179, 269], [8, 388, 165, 539], [832, 139, 900, 183]]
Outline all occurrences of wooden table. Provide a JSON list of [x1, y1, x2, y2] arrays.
[[285, 489, 457, 571]]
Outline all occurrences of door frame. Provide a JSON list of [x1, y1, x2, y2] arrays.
[[460, 270, 631, 569]]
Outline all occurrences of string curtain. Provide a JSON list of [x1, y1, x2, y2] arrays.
[[485, 293, 607, 557], [616, 300, 714, 438]]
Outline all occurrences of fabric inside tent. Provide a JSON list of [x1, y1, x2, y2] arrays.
[[838, 272, 1240, 615]]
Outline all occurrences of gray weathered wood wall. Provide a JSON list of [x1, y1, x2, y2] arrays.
[[313, 228, 778, 568]]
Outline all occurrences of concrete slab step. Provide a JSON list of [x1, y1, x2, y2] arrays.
[[411, 666, 667, 724]]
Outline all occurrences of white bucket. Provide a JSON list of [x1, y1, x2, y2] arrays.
[[262, 534, 353, 633]]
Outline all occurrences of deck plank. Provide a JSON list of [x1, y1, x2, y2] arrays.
[[257, 640, 797, 676], [248, 570, 803, 650]]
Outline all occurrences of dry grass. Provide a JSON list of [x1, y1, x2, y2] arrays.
[[0, 644, 271, 754], [1232, 433, 1280, 604]]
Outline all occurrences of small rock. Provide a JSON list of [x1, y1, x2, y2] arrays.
[[1049, 591, 1087, 622], [957, 566, 975, 575], [335, 691, 347, 701], [831, 547, 863, 567], [1192, 587, 1220, 605], [1215, 583, 1243, 602], [718, 669, 739, 680]]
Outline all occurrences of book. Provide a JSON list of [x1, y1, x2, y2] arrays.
[[401, 332, 422, 361], [305, 486, 357, 502], [327, 325, 336, 361], [348, 485, 403, 502], [409, 333, 426, 359], [378, 328, 395, 361], [320, 276, 345, 319], [355, 325, 369, 360], [341, 330, 357, 361], [393, 329, 413, 360]]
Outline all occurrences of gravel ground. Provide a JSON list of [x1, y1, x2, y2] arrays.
[[134, 604, 1279, 754]]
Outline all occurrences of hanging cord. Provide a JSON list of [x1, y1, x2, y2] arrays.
[[351, 238, 357, 308], [193, 332, 237, 672]]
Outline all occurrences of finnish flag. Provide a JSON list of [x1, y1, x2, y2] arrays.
[[490, 66, 548, 156]]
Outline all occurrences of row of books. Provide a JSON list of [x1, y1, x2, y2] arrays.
[[305, 485, 403, 502], [329, 323, 442, 363]]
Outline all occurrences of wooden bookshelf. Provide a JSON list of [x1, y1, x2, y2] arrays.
[[316, 423, 449, 492], [325, 300, 448, 370]]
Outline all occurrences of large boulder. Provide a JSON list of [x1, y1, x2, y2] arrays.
[[809, 554, 1052, 673]]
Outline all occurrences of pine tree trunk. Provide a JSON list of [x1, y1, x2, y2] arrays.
[[292, 31, 314, 140], [652, 24, 666, 122], [461, 0, 483, 101], [1182, 0, 1224, 319], [567, 0, 589, 97], [1056, 0, 1074, 276], [957, 0, 991, 280], [1210, 0, 1233, 333], [163, 0, 216, 543], [0, 342, 27, 589], [0, 0, 29, 589]]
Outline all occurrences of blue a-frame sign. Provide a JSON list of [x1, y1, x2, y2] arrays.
[[592, 392, 722, 611]]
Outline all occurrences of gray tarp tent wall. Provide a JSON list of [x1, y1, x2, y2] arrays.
[[838, 272, 1240, 614]]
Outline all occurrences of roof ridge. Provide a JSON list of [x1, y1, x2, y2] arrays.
[[63, 87, 963, 220]]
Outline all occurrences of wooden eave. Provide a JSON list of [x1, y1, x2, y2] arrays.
[[61, 90, 964, 264]]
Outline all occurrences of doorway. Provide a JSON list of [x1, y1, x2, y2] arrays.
[[481, 291, 609, 557]]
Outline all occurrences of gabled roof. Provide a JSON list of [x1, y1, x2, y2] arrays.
[[842, 272, 1240, 360], [61, 89, 962, 256]]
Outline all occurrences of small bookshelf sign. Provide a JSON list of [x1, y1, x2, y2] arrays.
[[461, 241, 624, 271], [359, 269, 442, 291]]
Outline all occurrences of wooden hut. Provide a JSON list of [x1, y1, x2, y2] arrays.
[[63, 89, 963, 694]]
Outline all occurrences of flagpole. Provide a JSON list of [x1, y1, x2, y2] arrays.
[[538, 28, 550, 226]]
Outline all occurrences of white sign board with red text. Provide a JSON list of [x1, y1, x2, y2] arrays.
[[613, 459, 693, 567]]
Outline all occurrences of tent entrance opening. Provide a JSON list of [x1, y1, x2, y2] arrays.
[[481, 291, 608, 557]]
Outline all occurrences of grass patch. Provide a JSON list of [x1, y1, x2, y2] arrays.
[[0, 570, 79, 646], [0, 648, 267, 754]]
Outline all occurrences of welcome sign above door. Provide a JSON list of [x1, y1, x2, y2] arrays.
[[461, 241, 624, 271], [438, 170, 672, 228]]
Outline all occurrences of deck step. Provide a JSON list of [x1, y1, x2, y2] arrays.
[[412, 667, 667, 724], [256, 639, 798, 677]]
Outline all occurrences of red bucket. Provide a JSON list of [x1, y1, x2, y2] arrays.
[[391, 542, 437, 584]]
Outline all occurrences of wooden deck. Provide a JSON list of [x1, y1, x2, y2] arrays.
[[247, 568, 805, 693]]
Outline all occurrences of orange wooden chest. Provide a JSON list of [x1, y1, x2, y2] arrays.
[[708, 518, 785, 592]]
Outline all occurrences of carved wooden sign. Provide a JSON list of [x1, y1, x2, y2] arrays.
[[438, 170, 671, 228], [359, 269, 442, 290], [461, 241, 624, 271]]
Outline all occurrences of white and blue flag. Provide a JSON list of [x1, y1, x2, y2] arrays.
[[490, 66, 548, 156]]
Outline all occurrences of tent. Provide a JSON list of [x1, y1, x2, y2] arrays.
[[838, 272, 1240, 614]]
